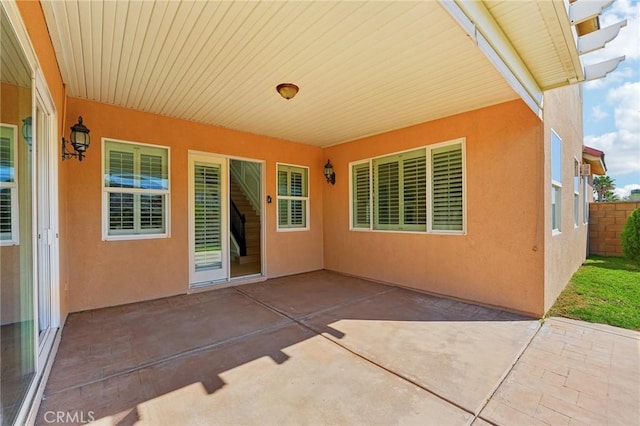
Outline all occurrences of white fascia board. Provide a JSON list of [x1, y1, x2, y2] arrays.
[[439, 0, 543, 118]]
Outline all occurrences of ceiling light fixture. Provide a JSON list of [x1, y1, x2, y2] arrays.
[[276, 83, 299, 100]]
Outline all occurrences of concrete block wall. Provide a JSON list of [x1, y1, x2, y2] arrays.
[[589, 202, 640, 257]]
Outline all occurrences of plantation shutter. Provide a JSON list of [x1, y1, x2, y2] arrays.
[[289, 169, 305, 226], [352, 162, 370, 228], [104, 141, 169, 236], [194, 163, 222, 271], [0, 136, 12, 180], [0, 135, 13, 239], [431, 143, 463, 231], [277, 165, 308, 228], [108, 150, 135, 231], [402, 153, 426, 228], [373, 149, 426, 231], [374, 157, 400, 228], [0, 188, 10, 235], [139, 153, 165, 231], [277, 170, 288, 227]]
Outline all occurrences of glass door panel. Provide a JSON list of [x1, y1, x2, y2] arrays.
[[0, 12, 35, 418], [189, 155, 228, 286]]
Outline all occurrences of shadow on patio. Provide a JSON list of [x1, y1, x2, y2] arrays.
[[36, 270, 540, 425]]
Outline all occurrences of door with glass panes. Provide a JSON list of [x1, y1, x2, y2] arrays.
[[188, 154, 228, 286]]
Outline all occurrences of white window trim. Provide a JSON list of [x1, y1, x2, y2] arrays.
[[101, 137, 171, 241], [551, 130, 562, 235], [276, 162, 310, 232], [349, 158, 372, 231], [552, 183, 562, 235], [0, 124, 19, 246], [574, 157, 580, 229], [348, 138, 466, 235], [583, 176, 589, 225]]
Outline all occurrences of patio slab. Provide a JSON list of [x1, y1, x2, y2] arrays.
[[36, 271, 640, 425], [302, 288, 539, 414], [479, 317, 640, 426], [238, 270, 393, 319], [45, 288, 289, 394]]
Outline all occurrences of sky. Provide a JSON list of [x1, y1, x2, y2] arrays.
[[582, 0, 640, 199]]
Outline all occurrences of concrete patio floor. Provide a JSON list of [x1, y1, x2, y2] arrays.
[[36, 271, 639, 425]]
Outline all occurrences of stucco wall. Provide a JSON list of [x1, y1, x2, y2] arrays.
[[322, 100, 546, 316], [63, 98, 324, 312], [542, 85, 588, 312], [589, 202, 640, 256]]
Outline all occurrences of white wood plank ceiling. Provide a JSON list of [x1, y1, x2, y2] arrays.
[[41, 0, 521, 147], [484, 0, 582, 90], [1, 6, 31, 88]]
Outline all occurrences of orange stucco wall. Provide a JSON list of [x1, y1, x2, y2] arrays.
[[63, 98, 324, 312], [323, 100, 546, 316], [543, 85, 588, 311]]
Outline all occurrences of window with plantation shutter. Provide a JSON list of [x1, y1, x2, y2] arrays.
[[103, 139, 170, 240], [431, 143, 463, 231], [277, 164, 309, 230], [349, 138, 465, 234], [373, 149, 426, 231], [352, 162, 370, 228], [0, 125, 18, 245]]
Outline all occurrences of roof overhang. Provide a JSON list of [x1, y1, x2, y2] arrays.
[[36, 0, 628, 147], [583, 145, 607, 175]]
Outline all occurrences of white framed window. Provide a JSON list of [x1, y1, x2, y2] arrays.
[[0, 124, 18, 245], [349, 138, 465, 234], [351, 160, 371, 229], [102, 139, 170, 240], [583, 176, 589, 224], [574, 158, 580, 227], [277, 163, 309, 230], [551, 130, 562, 233]]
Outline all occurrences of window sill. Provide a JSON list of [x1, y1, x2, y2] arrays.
[[277, 227, 310, 232], [103, 233, 170, 242]]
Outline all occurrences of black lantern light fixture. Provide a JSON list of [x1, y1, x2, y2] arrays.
[[21, 116, 32, 148], [62, 116, 90, 161], [324, 160, 335, 185]]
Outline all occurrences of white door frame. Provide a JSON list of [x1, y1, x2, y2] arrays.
[[187, 151, 267, 288]]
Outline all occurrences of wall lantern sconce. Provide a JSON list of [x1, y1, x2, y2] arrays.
[[324, 160, 336, 185], [61, 116, 90, 161], [276, 83, 299, 100], [21, 116, 32, 148]]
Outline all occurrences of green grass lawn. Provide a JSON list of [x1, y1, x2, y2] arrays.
[[547, 256, 640, 331]]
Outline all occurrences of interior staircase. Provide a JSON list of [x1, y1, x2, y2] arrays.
[[230, 177, 260, 265]]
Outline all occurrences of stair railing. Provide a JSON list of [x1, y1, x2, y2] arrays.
[[230, 198, 247, 256], [229, 160, 261, 212]]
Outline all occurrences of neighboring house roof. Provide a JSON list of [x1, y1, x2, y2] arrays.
[[40, 0, 625, 147], [583, 145, 607, 175]]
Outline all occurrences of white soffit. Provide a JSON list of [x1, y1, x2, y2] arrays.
[[1, 5, 31, 88], [40, 0, 519, 147], [483, 0, 584, 90]]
